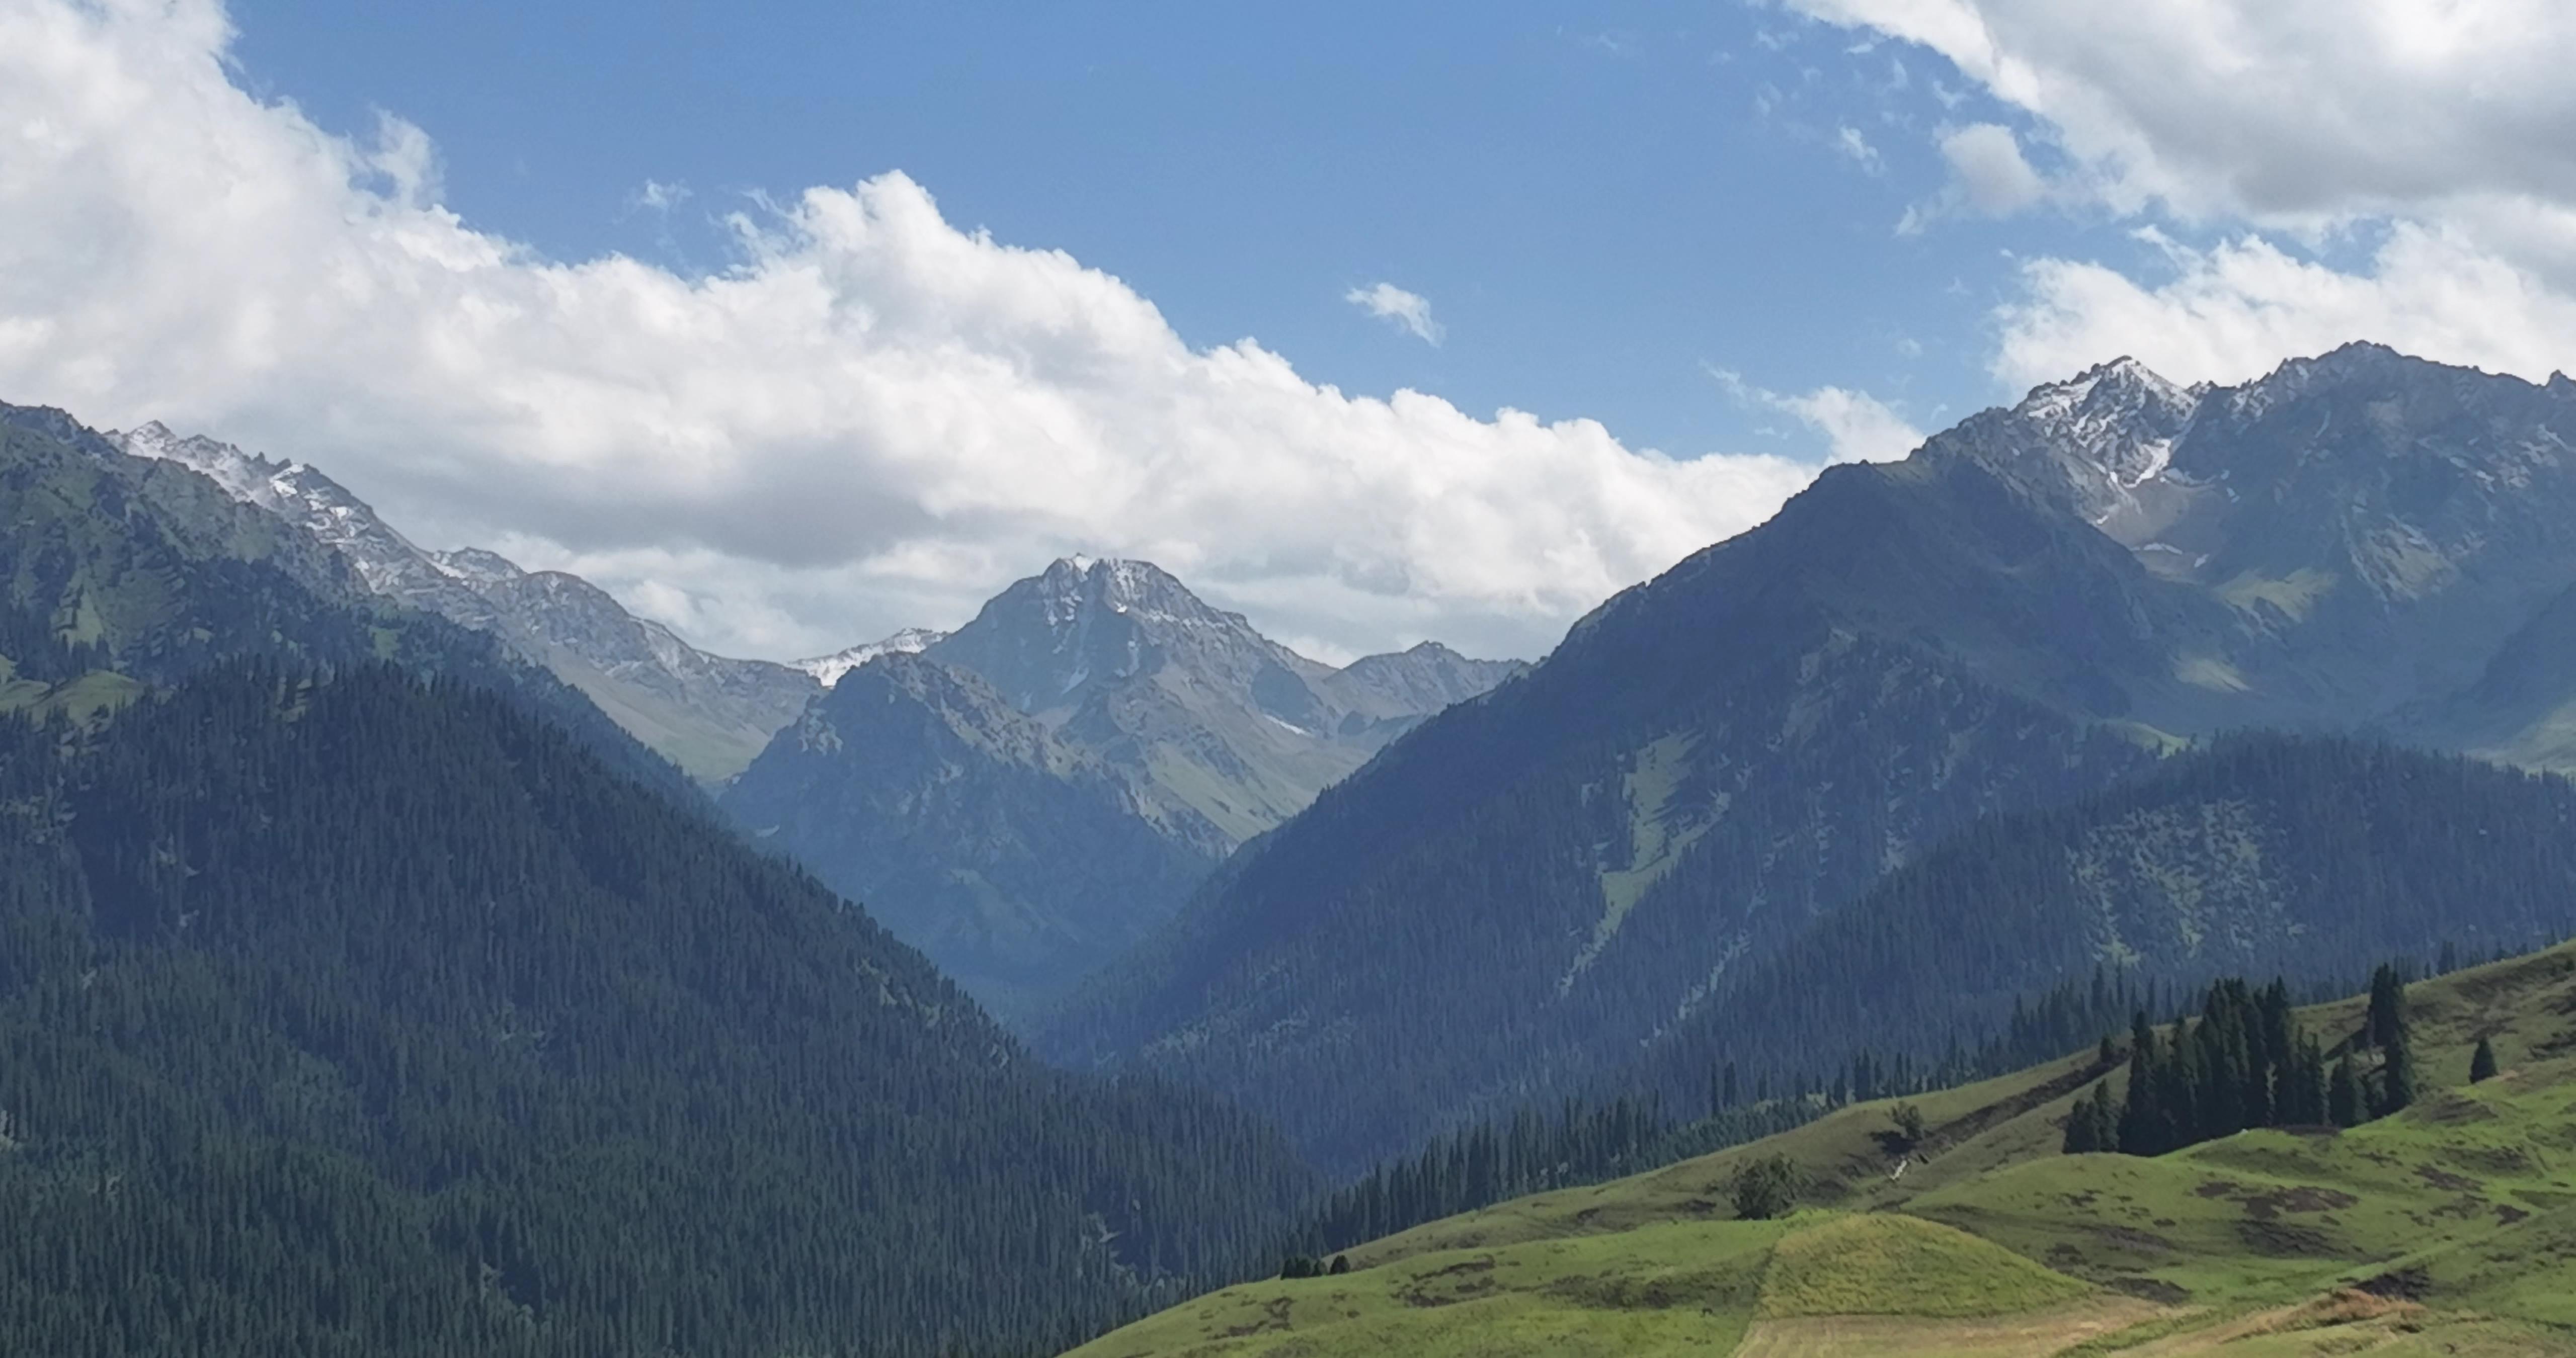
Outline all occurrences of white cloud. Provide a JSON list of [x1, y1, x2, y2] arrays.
[[1899, 121, 2049, 233], [0, 0, 1819, 664], [1788, 0, 2576, 393], [1344, 282, 1445, 346], [1712, 369, 1924, 464], [629, 179, 690, 212], [1939, 123, 2044, 214], [1834, 125, 1883, 175], [1994, 225, 2576, 391], [1784, 0, 2576, 228]]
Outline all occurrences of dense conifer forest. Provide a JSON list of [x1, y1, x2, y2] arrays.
[[0, 664, 1313, 1357]]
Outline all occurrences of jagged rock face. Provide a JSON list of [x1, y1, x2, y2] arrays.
[[1926, 357, 2202, 539], [115, 422, 503, 628], [111, 424, 817, 781], [1930, 344, 2576, 731], [925, 557, 1524, 850]]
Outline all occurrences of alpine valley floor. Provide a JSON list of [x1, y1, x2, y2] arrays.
[[1066, 943, 2576, 1357]]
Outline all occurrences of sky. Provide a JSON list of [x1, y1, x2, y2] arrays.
[[5, 1, 2576, 663]]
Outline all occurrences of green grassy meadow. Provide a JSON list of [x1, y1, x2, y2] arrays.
[[1068, 945, 2576, 1356]]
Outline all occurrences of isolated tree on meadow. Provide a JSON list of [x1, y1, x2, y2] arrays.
[[1730, 1154, 1804, 1220], [2471, 1036, 2499, 1084], [1888, 1102, 1927, 1149]]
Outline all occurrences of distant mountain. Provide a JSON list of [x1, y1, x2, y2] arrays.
[[112, 423, 817, 781], [925, 556, 1525, 851], [724, 556, 1524, 1012], [725, 652, 1218, 1011], [0, 404, 684, 798], [0, 661, 1313, 1357], [1039, 345, 2576, 1172], [792, 626, 949, 687]]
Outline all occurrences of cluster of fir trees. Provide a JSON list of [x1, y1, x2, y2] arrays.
[[0, 664, 1317, 1358], [2063, 968, 2419, 1156]]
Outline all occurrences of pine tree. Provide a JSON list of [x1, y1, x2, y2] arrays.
[[2290, 1037, 2328, 1125], [2365, 964, 2406, 1050], [2062, 1099, 2098, 1154], [2470, 1036, 2499, 1084], [2329, 1055, 2362, 1128], [2378, 1026, 2417, 1117], [2116, 1013, 2159, 1155]]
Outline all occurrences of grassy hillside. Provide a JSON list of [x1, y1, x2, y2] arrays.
[[1069, 945, 2576, 1356]]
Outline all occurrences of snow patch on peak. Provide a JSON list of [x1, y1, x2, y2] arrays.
[[427, 547, 527, 587], [793, 627, 949, 687]]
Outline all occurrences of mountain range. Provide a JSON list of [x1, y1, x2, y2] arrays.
[[1039, 344, 2576, 1170], [18, 342, 2576, 1354], [98, 417, 1527, 1013]]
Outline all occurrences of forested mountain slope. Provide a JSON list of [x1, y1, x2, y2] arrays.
[[0, 664, 1313, 1358], [1612, 734, 2576, 1102], [1039, 451, 2169, 1170], [1040, 346, 2576, 1173]]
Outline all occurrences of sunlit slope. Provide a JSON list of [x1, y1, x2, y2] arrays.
[[1070, 945, 2576, 1356], [1065, 1213, 2140, 1358]]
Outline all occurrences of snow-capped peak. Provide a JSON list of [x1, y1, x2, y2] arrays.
[[114, 421, 301, 510], [793, 627, 950, 687], [2006, 356, 2198, 495], [427, 547, 528, 587]]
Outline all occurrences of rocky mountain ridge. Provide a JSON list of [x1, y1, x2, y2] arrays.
[[111, 422, 817, 781]]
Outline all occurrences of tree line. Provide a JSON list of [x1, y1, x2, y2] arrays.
[[2065, 966, 2426, 1156]]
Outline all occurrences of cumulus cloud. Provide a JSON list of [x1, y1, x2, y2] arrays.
[[1789, 0, 2576, 391], [1939, 123, 2044, 214], [1712, 369, 1924, 464], [1784, 0, 2576, 226], [1899, 122, 2050, 233], [0, 0, 1821, 663], [1993, 225, 2576, 391], [1344, 282, 1445, 346]]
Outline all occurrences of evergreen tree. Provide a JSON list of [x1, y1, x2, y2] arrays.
[[2365, 964, 2407, 1050], [2378, 1025, 2417, 1117], [2329, 1055, 2363, 1128], [2471, 1036, 2499, 1084], [2062, 1101, 2099, 1154]]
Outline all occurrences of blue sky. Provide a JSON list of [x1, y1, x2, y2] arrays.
[[224, 0, 2113, 461], [6, 0, 2571, 661]]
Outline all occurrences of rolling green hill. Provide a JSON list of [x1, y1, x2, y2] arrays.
[[1068, 943, 2576, 1356]]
